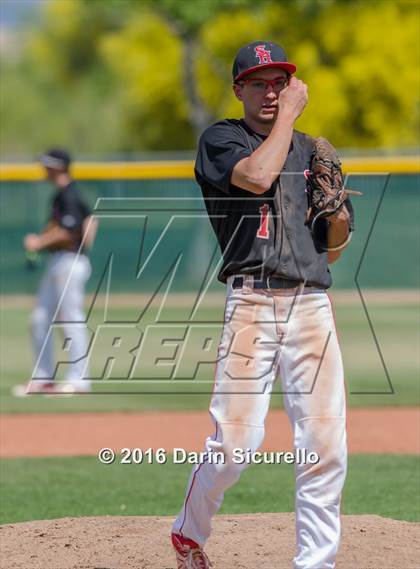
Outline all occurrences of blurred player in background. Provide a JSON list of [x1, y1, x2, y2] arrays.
[[14, 149, 96, 395]]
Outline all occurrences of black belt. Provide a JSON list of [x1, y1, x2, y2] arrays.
[[232, 276, 305, 290]]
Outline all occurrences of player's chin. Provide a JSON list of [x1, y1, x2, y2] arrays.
[[258, 109, 277, 122]]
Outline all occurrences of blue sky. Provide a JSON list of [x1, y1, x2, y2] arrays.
[[0, 0, 42, 28]]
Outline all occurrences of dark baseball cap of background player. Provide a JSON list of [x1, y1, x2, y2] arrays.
[[232, 40, 296, 83], [39, 148, 72, 182]]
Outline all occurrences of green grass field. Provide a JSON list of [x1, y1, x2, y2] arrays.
[[1, 298, 418, 413], [1, 454, 418, 525], [1, 296, 418, 531]]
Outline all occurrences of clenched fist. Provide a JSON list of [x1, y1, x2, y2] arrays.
[[24, 233, 42, 252], [277, 76, 308, 122]]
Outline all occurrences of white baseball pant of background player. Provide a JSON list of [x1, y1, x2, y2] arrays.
[[31, 251, 91, 391], [173, 275, 347, 569]]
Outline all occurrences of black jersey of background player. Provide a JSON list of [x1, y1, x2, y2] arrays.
[[195, 119, 354, 289], [49, 182, 91, 252]]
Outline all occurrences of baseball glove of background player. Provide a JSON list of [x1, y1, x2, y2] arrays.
[[305, 137, 361, 229]]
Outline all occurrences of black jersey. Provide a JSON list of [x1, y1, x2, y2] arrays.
[[195, 119, 354, 288], [49, 182, 91, 252]]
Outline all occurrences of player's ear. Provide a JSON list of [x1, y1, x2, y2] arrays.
[[233, 83, 243, 101]]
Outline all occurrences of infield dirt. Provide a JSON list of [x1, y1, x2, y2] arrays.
[[1, 407, 419, 457], [1, 513, 419, 568]]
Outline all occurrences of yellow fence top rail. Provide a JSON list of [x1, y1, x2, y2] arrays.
[[0, 156, 419, 181]]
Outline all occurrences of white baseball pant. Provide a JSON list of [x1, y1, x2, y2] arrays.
[[173, 275, 347, 569], [31, 251, 91, 391]]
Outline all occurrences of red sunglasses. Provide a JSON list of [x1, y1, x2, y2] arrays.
[[239, 76, 289, 92]]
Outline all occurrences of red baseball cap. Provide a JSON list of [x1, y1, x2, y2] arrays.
[[233, 41, 296, 82]]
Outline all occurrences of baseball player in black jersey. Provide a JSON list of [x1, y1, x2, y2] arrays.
[[171, 41, 353, 569], [15, 149, 95, 396]]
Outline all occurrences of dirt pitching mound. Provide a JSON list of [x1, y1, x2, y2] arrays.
[[1, 513, 419, 569]]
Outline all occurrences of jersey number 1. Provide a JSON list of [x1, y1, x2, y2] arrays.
[[257, 204, 270, 239]]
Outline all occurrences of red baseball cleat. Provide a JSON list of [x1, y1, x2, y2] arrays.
[[12, 381, 91, 397], [12, 381, 58, 396], [171, 533, 212, 569]]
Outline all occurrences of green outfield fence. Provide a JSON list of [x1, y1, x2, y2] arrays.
[[0, 159, 419, 294]]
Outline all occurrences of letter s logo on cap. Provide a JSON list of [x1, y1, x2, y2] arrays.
[[254, 45, 272, 64]]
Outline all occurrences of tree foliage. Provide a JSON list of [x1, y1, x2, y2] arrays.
[[1, 0, 418, 156]]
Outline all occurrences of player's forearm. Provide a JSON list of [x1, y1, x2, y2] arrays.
[[232, 111, 295, 194], [37, 225, 74, 250], [246, 112, 295, 190], [327, 206, 351, 263]]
